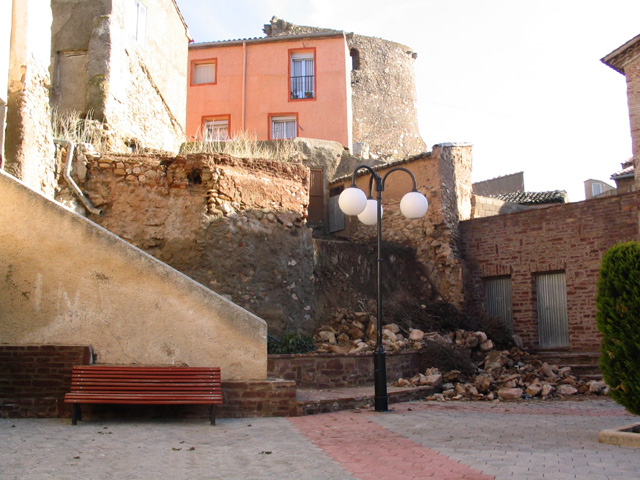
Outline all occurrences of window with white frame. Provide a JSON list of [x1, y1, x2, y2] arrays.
[[203, 118, 229, 141], [128, 0, 147, 44], [193, 61, 216, 85], [271, 115, 297, 140], [592, 182, 603, 197], [290, 52, 314, 99]]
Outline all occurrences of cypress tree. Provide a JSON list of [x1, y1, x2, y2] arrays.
[[596, 241, 640, 415]]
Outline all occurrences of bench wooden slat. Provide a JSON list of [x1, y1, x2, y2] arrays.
[[64, 366, 223, 425]]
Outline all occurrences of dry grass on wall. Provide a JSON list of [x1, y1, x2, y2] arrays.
[[181, 130, 298, 162], [50, 109, 110, 152]]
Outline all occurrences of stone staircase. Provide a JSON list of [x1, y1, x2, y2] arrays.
[[529, 351, 602, 380]]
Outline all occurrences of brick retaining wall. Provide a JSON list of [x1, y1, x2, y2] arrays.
[[0, 345, 297, 419], [268, 351, 425, 388], [0, 345, 92, 418]]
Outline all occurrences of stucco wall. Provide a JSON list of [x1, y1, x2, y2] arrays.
[[51, 0, 188, 152], [187, 35, 351, 148], [0, 0, 11, 162], [0, 170, 267, 380], [3, 0, 55, 196]]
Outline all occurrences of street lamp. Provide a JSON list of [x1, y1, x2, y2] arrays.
[[338, 165, 428, 412]]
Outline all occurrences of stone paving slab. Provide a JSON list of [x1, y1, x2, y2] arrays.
[[1, 398, 637, 480]]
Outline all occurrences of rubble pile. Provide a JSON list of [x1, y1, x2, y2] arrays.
[[312, 309, 609, 401], [394, 348, 609, 401], [312, 309, 495, 355]]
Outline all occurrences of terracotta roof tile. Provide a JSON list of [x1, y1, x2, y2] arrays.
[[493, 190, 568, 205]]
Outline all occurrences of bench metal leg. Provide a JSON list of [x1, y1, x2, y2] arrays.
[[72, 404, 81, 425], [210, 405, 216, 426]]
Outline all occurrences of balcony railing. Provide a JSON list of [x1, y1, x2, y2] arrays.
[[290, 75, 314, 99]]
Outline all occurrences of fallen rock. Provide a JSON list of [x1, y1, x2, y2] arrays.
[[484, 351, 504, 370], [498, 387, 523, 400], [556, 384, 578, 396], [409, 329, 425, 341]]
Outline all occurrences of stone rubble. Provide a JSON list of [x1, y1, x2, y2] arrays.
[[312, 309, 610, 401]]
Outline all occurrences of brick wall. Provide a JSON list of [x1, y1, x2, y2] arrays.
[[0, 345, 92, 418], [219, 379, 299, 418], [268, 351, 426, 388], [460, 193, 639, 352]]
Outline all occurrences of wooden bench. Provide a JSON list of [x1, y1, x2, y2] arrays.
[[64, 366, 222, 425]]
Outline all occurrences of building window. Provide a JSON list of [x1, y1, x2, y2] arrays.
[[290, 51, 315, 99], [592, 183, 603, 197], [192, 60, 217, 85], [129, 0, 147, 44], [350, 48, 360, 71], [202, 116, 229, 141], [270, 115, 297, 140]]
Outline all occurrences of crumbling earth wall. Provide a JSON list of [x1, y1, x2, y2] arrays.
[[80, 153, 315, 336]]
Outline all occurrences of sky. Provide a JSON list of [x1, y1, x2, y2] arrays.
[[175, 0, 640, 201]]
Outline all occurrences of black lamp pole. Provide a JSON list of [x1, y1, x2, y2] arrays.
[[347, 165, 422, 412]]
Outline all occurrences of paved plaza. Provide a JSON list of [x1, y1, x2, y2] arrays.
[[1, 398, 638, 480]]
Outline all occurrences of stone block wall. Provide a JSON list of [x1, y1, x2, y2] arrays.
[[332, 144, 473, 306], [0, 345, 92, 418], [81, 153, 315, 336], [460, 193, 639, 351]]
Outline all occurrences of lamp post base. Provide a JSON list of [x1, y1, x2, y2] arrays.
[[373, 349, 389, 412]]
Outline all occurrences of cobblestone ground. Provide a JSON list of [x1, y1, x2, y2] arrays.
[[1, 398, 637, 480]]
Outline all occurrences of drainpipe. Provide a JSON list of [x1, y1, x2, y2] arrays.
[[54, 139, 103, 216], [242, 41, 247, 130]]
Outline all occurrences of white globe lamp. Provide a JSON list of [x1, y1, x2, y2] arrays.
[[400, 191, 428, 219], [338, 186, 367, 216], [357, 198, 380, 225]]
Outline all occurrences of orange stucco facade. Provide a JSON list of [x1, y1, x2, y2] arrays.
[[187, 34, 353, 148]]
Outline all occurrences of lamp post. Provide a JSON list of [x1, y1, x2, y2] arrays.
[[338, 165, 428, 412]]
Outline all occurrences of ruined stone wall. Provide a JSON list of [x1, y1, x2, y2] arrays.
[[348, 34, 425, 158], [460, 192, 639, 352], [331, 144, 473, 306], [81, 153, 315, 336]]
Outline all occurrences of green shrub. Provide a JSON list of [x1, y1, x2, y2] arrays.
[[268, 333, 315, 355], [596, 241, 640, 415]]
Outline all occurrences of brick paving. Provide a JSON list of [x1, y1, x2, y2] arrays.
[[1, 397, 638, 480]]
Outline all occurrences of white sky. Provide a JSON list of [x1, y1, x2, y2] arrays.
[[175, 0, 640, 201]]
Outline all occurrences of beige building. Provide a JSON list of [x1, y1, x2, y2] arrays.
[[51, 0, 191, 153]]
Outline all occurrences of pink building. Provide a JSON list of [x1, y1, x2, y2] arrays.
[[187, 18, 424, 157], [187, 32, 352, 147]]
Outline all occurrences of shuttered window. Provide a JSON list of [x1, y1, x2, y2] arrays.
[[193, 62, 216, 85], [484, 276, 513, 330], [535, 272, 569, 348]]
